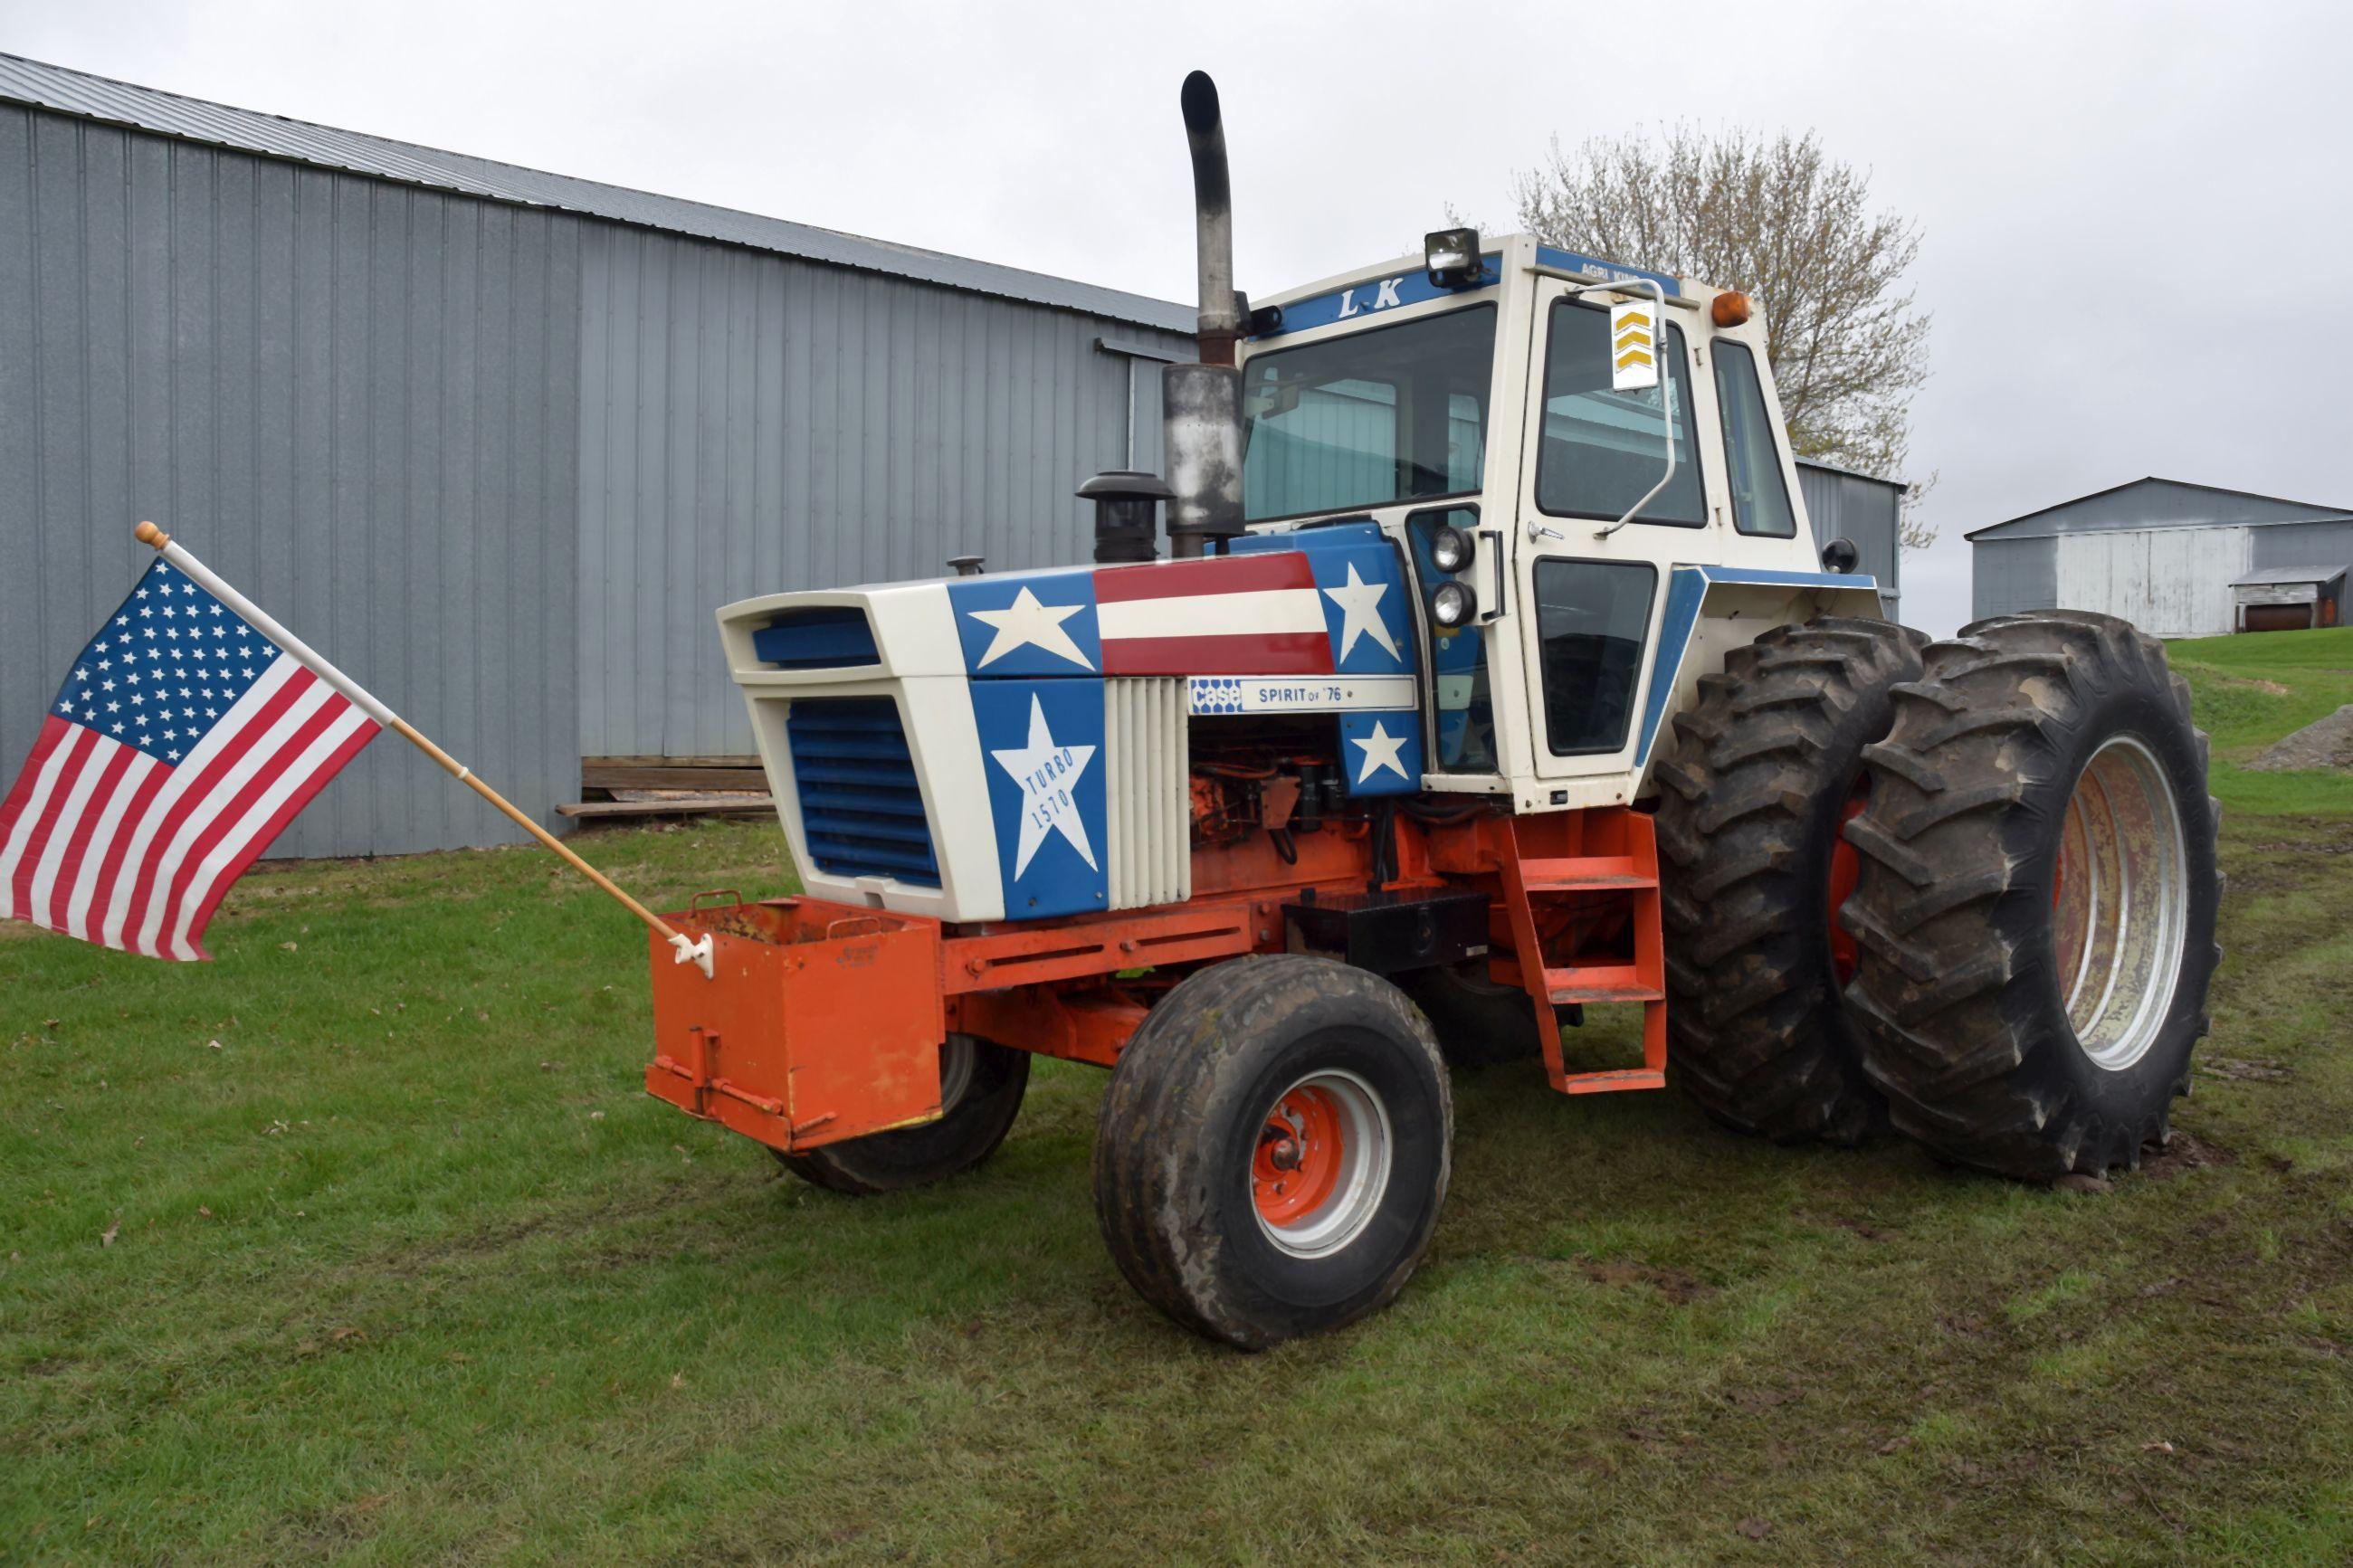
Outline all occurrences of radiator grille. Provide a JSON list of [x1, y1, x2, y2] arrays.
[[784, 697, 940, 886], [1104, 677, 1189, 910]]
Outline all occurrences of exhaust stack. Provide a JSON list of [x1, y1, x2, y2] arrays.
[[1162, 70, 1245, 558]]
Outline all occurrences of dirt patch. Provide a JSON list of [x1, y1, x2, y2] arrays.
[[2141, 1129, 2234, 1181], [1577, 1259, 1715, 1304], [2248, 705, 2353, 773]]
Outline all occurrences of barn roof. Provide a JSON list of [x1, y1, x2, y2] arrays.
[[0, 51, 1199, 336], [2231, 565, 2349, 588], [1967, 477, 2353, 543]]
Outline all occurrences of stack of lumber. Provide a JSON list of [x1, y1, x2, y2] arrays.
[[557, 756, 775, 821]]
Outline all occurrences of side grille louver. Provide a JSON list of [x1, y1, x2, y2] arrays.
[[1105, 677, 1189, 910], [785, 698, 940, 886]]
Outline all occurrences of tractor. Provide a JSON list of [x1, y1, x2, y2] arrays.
[[640, 73, 2222, 1347]]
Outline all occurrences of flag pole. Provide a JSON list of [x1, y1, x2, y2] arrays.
[[132, 522, 714, 978]]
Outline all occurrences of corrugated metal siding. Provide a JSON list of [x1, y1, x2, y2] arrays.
[[0, 50, 1196, 337], [0, 108, 581, 857], [576, 224, 1190, 757], [2253, 519, 2353, 576], [1971, 537, 2058, 620], [1795, 461, 1902, 610]]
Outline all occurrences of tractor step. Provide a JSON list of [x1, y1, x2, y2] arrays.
[[1518, 856, 1656, 892], [1558, 1068, 1669, 1095], [1544, 977, 1665, 1005], [1492, 810, 1670, 1097]]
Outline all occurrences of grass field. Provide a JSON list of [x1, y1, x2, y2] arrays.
[[5, 630, 2353, 1564]]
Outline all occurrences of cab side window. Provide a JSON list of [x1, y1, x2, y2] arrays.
[[1712, 340, 1797, 538]]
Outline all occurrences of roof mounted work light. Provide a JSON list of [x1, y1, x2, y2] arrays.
[[1424, 227, 1481, 288]]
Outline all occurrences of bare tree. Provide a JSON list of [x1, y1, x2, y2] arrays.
[[1494, 126, 1936, 547]]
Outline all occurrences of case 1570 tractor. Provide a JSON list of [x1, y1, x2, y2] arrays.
[[641, 73, 2223, 1347]]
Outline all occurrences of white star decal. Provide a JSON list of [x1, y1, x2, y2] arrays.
[[989, 694, 1099, 879], [967, 585, 1092, 670], [1350, 719, 1411, 784], [1322, 564, 1402, 664]]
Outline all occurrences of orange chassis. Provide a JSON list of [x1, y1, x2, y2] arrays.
[[645, 805, 1667, 1155]]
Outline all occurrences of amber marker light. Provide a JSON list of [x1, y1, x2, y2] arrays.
[[1710, 291, 1754, 328]]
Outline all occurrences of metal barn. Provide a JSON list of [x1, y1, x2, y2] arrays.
[[0, 52, 1905, 858], [1796, 461, 1907, 621], [0, 52, 1195, 856], [1969, 478, 2353, 639]]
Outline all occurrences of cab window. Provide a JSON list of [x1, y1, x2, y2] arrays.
[[1534, 300, 1703, 527], [1241, 307, 1495, 522], [1534, 558, 1656, 755], [1713, 339, 1797, 538]]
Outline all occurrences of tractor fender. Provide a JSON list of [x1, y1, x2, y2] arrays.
[[1633, 565, 1890, 786]]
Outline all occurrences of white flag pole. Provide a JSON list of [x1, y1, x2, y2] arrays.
[[134, 521, 713, 977]]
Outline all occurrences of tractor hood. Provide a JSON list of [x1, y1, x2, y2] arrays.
[[713, 524, 1422, 924]]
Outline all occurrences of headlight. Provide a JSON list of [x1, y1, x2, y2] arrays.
[[1431, 581, 1477, 628], [1430, 525, 1474, 574]]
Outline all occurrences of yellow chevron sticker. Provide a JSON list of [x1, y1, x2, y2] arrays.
[[1609, 299, 1660, 391]]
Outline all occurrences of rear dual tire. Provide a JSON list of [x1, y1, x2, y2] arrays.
[[1841, 611, 2223, 1180], [1653, 616, 1929, 1143]]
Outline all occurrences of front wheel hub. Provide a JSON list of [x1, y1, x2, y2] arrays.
[[1250, 1069, 1393, 1259]]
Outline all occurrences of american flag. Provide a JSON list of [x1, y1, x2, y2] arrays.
[[0, 558, 380, 960]]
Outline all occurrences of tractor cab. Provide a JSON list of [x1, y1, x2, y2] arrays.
[[1233, 233, 1880, 814]]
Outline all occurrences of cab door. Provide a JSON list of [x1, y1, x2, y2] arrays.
[[1507, 276, 1715, 799]]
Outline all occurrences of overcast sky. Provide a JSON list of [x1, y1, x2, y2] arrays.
[[4, 0, 2348, 635]]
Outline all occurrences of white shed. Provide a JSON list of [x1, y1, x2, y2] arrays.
[[2231, 565, 2348, 633]]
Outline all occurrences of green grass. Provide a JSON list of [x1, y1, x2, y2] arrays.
[[2167, 625, 2353, 815], [5, 650, 2353, 1564]]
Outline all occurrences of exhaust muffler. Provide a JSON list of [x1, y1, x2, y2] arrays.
[[1162, 70, 1245, 558]]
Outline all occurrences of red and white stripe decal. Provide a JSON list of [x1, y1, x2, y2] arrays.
[[1092, 552, 1333, 676]]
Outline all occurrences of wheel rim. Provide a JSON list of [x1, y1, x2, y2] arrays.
[[2053, 736, 2189, 1071], [1250, 1069, 1392, 1259], [938, 1034, 977, 1109], [1827, 774, 1871, 988]]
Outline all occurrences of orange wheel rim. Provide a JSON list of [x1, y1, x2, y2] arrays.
[[1253, 1086, 1346, 1226], [1827, 774, 1870, 986], [1247, 1069, 1393, 1258]]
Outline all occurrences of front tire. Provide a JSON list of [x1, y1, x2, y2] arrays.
[[1841, 611, 2223, 1181], [776, 1034, 1029, 1195], [1092, 956, 1453, 1349]]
